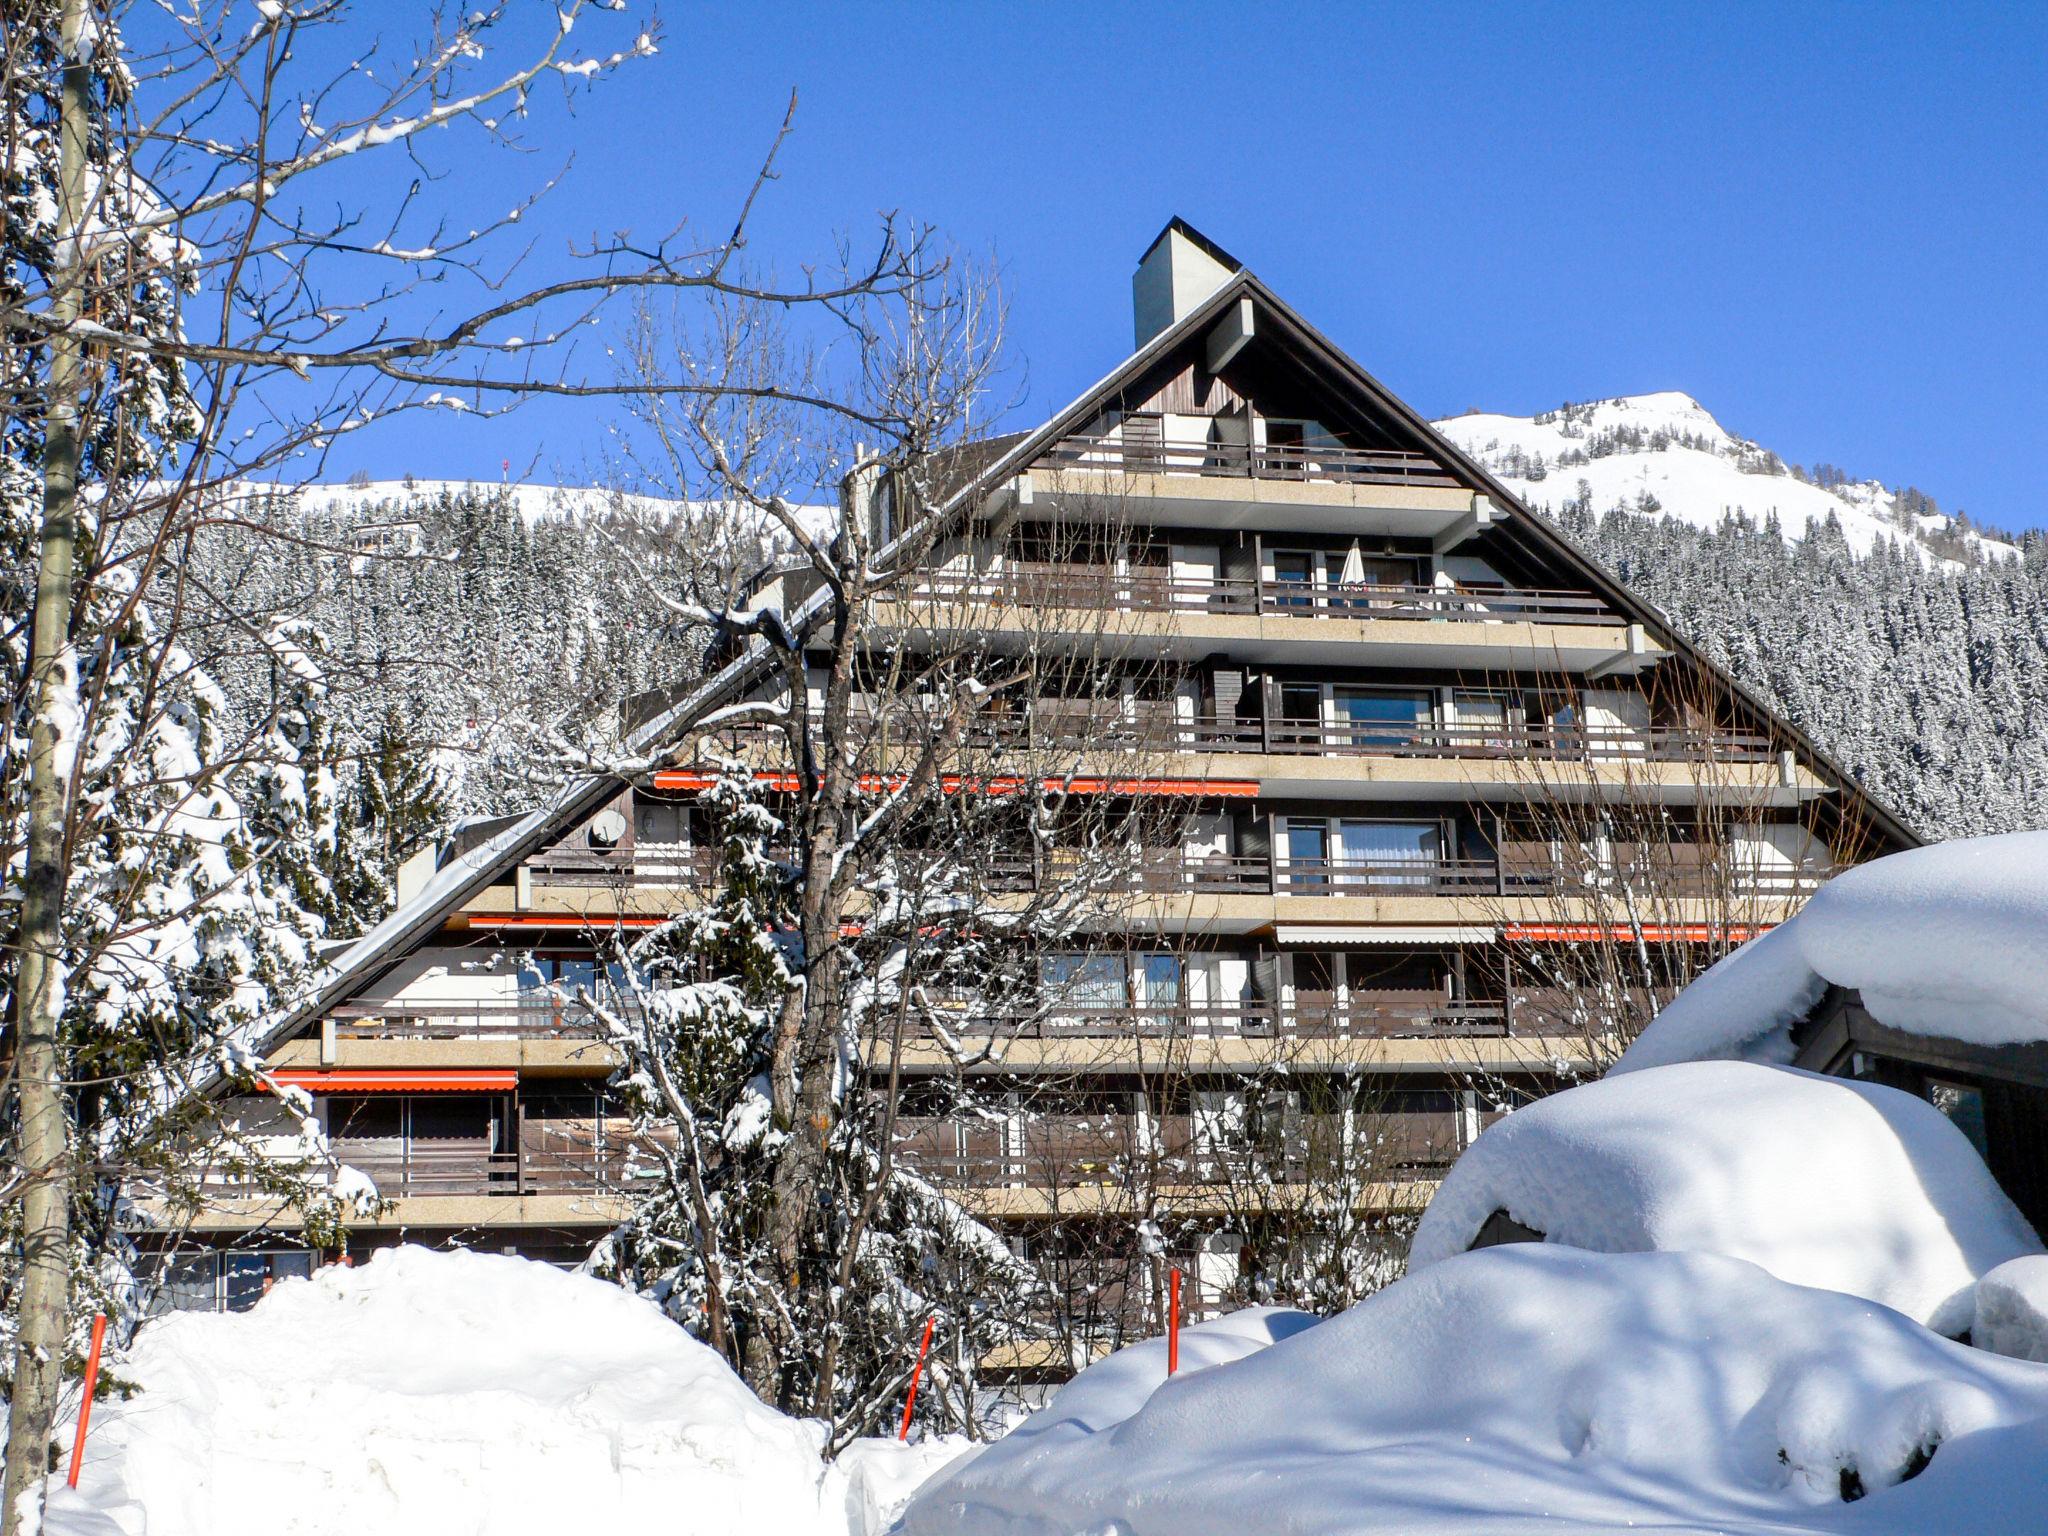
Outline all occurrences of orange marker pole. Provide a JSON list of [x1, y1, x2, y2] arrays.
[[1168, 1267, 1182, 1375], [66, 1313, 108, 1489], [898, 1315, 937, 1441]]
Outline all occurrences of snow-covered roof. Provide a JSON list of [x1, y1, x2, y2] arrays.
[[1618, 832, 2048, 1073], [1410, 1060, 2040, 1333]]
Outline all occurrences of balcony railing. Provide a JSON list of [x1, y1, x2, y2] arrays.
[[1035, 428, 1464, 490], [894, 567, 1622, 626], [900, 998, 1509, 1042], [518, 837, 1831, 903], [327, 1001, 635, 1040], [991, 711, 1777, 765], [322, 1142, 643, 1198], [893, 1109, 1468, 1189]]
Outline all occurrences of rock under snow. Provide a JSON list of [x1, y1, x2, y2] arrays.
[[1408, 1061, 2039, 1334], [1975, 1256, 2048, 1364], [1619, 832, 2048, 1072], [902, 1245, 2048, 1536], [45, 1246, 961, 1536]]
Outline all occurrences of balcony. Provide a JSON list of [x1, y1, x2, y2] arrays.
[[902, 566, 1620, 626], [893, 1108, 1470, 1193], [899, 998, 1509, 1042], [881, 566, 1652, 672], [1008, 425, 1479, 539]]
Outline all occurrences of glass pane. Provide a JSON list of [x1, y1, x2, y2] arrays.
[[409, 1095, 494, 1144], [1338, 821, 1439, 861], [223, 1254, 269, 1313], [1333, 691, 1428, 746], [270, 1252, 314, 1283], [1286, 821, 1328, 862], [153, 1254, 219, 1315], [1139, 954, 1182, 1003], [1929, 1081, 1990, 1159], [515, 956, 551, 993]]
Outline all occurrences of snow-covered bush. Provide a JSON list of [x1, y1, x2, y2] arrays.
[[1407, 1061, 2039, 1334], [903, 1245, 2048, 1536], [45, 1246, 959, 1536], [1974, 1256, 2048, 1364]]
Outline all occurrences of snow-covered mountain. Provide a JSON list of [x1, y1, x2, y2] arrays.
[[1432, 392, 2013, 565]]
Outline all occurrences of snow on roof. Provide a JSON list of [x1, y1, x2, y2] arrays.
[[1409, 1061, 2040, 1333], [50, 1245, 956, 1536], [904, 1244, 2048, 1535], [1619, 832, 2048, 1073]]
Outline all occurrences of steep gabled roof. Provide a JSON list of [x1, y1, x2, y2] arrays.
[[256, 248, 1919, 1062]]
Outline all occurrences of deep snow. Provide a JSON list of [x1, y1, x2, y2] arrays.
[[902, 1246, 2048, 1536], [1409, 1061, 2041, 1334], [1620, 832, 2048, 1072], [39, 1246, 959, 1536]]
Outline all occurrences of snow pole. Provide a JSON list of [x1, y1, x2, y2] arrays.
[[898, 1315, 937, 1440], [66, 1313, 108, 1489], [1168, 1268, 1182, 1376]]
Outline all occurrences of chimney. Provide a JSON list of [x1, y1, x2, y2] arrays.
[[1131, 218, 1244, 348]]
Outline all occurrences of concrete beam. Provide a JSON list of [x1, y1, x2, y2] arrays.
[[1204, 297, 1255, 374], [1431, 494, 1496, 554]]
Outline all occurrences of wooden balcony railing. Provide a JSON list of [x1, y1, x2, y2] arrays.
[[893, 1108, 1467, 1189], [994, 711, 1778, 765], [1035, 427, 1464, 490], [900, 997, 1509, 1042], [893, 567, 1622, 626], [321, 1142, 642, 1198]]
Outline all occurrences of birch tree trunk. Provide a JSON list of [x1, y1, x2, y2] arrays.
[[2, 2, 89, 1527]]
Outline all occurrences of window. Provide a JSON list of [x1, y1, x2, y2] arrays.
[[1928, 1080, 1990, 1160], [1452, 692, 1518, 750], [1270, 551, 1316, 608], [1337, 820, 1441, 889], [1040, 954, 1126, 1019], [1332, 689, 1431, 748], [222, 1251, 314, 1313]]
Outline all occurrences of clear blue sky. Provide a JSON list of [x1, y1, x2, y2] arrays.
[[301, 1, 2045, 531]]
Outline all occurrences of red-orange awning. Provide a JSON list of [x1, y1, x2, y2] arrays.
[[650, 769, 1257, 798], [1504, 922, 1772, 944], [269, 1070, 517, 1093]]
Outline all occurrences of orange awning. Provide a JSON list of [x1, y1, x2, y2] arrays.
[[1504, 923, 1772, 944], [650, 769, 1256, 798], [269, 1070, 517, 1093]]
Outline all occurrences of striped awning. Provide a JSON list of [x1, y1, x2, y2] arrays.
[[267, 1070, 517, 1093], [1272, 925, 1498, 946]]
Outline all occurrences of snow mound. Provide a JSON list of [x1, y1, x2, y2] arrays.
[[1408, 1062, 2039, 1333], [1434, 393, 2014, 565], [48, 1246, 958, 1536], [902, 1246, 2048, 1536], [1976, 1257, 2048, 1364], [1619, 832, 2048, 1072]]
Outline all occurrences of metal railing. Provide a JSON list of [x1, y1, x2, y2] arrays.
[[1035, 427, 1464, 490]]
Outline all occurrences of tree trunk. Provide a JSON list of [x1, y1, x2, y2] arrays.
[[2, 5, 89, 1529]]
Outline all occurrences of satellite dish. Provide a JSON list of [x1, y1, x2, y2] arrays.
[[587, 808, 627, 849]]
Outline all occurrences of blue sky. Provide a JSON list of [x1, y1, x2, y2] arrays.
[[292, 2, 2044, 531]]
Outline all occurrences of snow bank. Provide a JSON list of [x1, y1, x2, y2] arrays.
[[903, 1246, 2048, 1536], [1619, 832, 2048, 1072], [1408, 1061, 2039, 1333], [44, 1246, 960, 1536], [1976, 1256, 2048, 1364]]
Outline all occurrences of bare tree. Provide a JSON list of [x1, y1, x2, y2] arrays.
[[1, 2, 972, 1521]]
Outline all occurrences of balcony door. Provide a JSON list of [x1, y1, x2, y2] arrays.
[[1284, 819, 1330, 892], [1270, 550, 1316, 609]]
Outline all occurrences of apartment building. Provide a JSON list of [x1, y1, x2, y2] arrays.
[[163, 221, 1913, 1331]]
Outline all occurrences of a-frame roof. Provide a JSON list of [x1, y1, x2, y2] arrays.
[[256, 242, 1921, 1061]]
